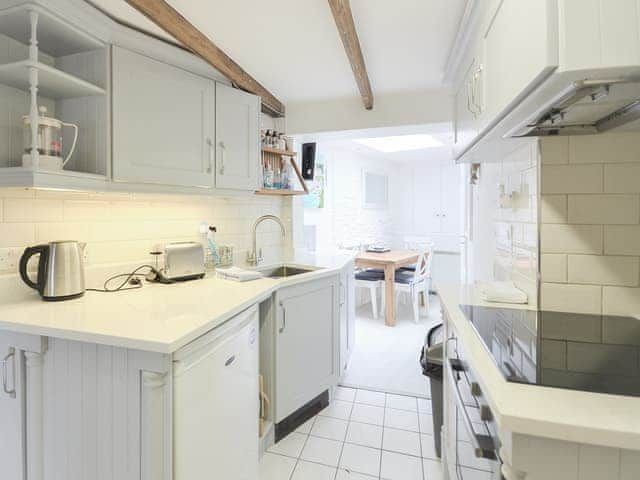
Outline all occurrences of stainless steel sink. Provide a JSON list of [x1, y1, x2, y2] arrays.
[[257, 265, 318, 278]]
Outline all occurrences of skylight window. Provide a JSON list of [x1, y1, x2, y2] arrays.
[[354, 134, 443, 152]]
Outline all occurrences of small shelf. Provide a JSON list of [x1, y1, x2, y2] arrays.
[[255, 188, 307, 196], [262, 147, 297, 157], [0, 60, 105, 99], [0, 167, 108, 190], [0, 5, 104, 57]]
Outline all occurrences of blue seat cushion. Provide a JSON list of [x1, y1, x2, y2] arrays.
[[355, 269, 385, 281], [400, 264, 417, 272], [394, 271, 419, 284]]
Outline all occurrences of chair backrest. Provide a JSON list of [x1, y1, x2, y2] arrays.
[[413, 243, 435, 283]]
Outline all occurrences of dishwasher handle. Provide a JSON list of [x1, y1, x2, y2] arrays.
[[447, 358, 497, 460]]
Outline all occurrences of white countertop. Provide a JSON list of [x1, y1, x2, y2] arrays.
[[438, 284, 640, 451], [0, 250, 355, 354]]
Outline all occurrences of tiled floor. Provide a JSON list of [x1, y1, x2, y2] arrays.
[[260, 387, 443, 480]]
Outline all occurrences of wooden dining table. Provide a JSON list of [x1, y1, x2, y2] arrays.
[[355, 250, 420, 327]]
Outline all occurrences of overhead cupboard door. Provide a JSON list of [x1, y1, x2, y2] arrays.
[[112, 46, 215, 188], [215, 82, 261, 191]]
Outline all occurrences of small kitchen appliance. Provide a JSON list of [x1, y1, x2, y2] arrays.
[[22, 106, 79, 171], [162, 242, 205, 281], [19, 241, 86, 301]]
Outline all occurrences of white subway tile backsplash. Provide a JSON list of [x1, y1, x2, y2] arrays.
[[0, 188, 291, 273], [602, 286, 640, 316], [568, 255, 639, 287], [541, 195, 568, 223], [604, 226, 640, 256], [541, 283, 602, 314], [0, 223, 35, 247], [604, 164, 640, 193], [541, 164, 603, 194], [540, 137, 569, 165], [4, 198, 63, 222], [541, 254, 568, 283], [570, 133, 640, 164], [568, 195, 639, 225], [541, 224, 603, 254]]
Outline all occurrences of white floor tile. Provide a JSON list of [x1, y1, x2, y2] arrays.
[[296, 417, 316, 434], [336, 469, 378, 480], [380, 450, 423, 480], [300, 435, 343, 467], [417, 398, 432, 414], [420, 433, 438, 459], [339, 443, 382, 478], [384, 408, 420, 432], [346, 421, 383, 449], [259, 453, 297, 480], [419, 413, 434, 435], [383, 427, 421, 457], [459, 466, 493, 480], [267, 432, 307, 458], [311, 416, 349, 441], [355, 389, 387, 407], [351, 403, 385, 426], [423, 458, 444, 480], [291, 460, 337, 480], [386, 393, 418, 412], [335, 386, 357, 402], [319, 400, 353, 421]]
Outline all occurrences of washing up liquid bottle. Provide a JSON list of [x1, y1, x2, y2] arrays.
[[207, 226, 221, 266]]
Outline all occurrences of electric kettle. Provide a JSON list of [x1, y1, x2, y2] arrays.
[[19, 241, 86, 301]]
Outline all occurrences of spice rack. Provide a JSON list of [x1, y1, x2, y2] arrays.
[[256, 147, 309, 196]]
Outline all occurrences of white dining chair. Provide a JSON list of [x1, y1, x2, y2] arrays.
[[354, 268, 384, 319], [380, 251, 433, 323]]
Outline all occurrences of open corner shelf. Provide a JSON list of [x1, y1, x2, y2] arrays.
[[255, 188, 307, 196], [0, 60, 105, 99], [0, 167, 108, 191]]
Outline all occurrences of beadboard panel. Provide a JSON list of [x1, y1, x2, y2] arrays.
[[42, 338, 170, 480]]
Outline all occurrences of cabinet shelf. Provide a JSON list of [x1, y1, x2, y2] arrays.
[[255, 188, 307, 196], [0, 60, 105, 99], [0, 167, 108, 190], [262, 147, 297, 157]]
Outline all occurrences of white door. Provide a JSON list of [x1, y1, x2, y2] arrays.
[[276, 278, 338, 421], [413, 162, 443, 234], [440, 163, 462, 235], [339, 267, 349, 377], [112, 46, 215, 187], [173, 308, 259, 480], [0, 336, 25, 480], [215, 83, 261, 190]]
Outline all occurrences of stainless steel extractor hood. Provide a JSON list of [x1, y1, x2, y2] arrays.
[[509, 78, 640, 137]]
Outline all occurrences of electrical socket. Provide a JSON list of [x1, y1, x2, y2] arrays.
[[0, 248, 20, 273]]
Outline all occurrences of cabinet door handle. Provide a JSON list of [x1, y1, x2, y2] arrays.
[[218, 141, 226, 174], [279, 301, 286, 333], [1, 347, 16, 398], [206, 138, 214, 174]]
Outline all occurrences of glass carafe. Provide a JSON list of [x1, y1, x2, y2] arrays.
[[22, 106, 78, 170]]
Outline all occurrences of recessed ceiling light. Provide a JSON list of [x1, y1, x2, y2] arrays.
[[354, 134, 443, 152]]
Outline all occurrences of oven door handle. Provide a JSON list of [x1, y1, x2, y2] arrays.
[[447, 358, 498, 460]]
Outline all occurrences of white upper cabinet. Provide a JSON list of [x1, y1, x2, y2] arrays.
[[0, 335, 25, 480], [412, 162, 462, 237], [214, 83, 261, 191], [112, 46, 215, 188]]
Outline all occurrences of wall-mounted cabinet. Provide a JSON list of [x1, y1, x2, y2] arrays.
[[215, 82, 261, 191], [112, 46, 215, 189]]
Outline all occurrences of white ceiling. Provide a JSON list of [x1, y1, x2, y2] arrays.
[[90, 0, 467, 103]]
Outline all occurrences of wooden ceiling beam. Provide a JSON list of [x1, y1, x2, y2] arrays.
[[327, 0, 373, 110], [125, 0, 285, 117]]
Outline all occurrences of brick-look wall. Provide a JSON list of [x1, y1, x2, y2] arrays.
[[540, 133, 640, 316], [0, 188, 292, 274]]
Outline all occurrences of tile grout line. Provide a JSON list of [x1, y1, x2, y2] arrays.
[[331, 399, 353, 480], [417, 396, 426, 480], [378, 393, 387, 480]]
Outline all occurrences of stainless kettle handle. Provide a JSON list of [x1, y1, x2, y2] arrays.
[[19, 244, 49, 293]]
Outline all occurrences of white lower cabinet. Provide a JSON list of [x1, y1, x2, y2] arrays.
[[339, 260, 356, 379], [274, 275, 340, 422]]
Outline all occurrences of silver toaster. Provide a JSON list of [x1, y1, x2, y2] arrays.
[[163, 242, 205, 281]]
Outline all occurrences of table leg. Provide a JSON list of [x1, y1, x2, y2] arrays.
[[384, 264, 396, 327]]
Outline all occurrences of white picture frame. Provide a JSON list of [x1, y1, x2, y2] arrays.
[[362, 170, 388, 209]]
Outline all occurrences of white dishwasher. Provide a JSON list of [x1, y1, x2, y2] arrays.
[[173, 305, 259, 480]]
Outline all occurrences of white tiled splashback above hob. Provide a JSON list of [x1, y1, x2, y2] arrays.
[[0, 188, 292, 275]]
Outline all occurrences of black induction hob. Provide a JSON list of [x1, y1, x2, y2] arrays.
[[459, 304, 640, 397]]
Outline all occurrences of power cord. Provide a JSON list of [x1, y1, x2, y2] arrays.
[[87, 264, 162, 293]]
